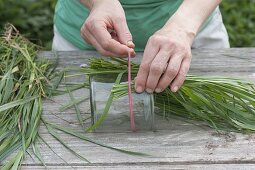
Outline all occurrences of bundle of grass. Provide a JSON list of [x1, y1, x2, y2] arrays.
[[0, 24, 54, 169], [81, 57, 255, 133]]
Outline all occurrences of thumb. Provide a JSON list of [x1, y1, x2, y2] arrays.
[[113, 18, 135, 49]]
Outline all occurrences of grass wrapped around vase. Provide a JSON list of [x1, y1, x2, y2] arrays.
[[81, 57, 255, 133]]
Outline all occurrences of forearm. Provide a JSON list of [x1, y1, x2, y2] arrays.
[[164, 0, 221, 43]]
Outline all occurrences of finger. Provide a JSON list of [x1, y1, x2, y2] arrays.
[[170, 57, 191, 92], [83, 23, 134, 57], [110, 30, 136, 57], [108, 30, 136, 57], [127, 40, 135, 49], [113, 18, 135, 48], [110, 31, 119, 42], [90, 22, 135, 57], [81, 29, 117, 56], [145, 49, 171, 93], [155, 53, 183, 92], [81, 24, 93, 45], [135, 40, 160, 93]]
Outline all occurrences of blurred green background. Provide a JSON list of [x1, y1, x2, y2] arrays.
[[0, 0, 254, 49]]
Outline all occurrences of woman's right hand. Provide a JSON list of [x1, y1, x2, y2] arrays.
[[80, 0, 135, 57]]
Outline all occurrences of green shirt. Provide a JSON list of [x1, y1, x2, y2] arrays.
[[54, 0, 214, 51]]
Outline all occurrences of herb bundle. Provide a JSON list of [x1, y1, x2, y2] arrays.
[[81, 58, 255, 133], [0, 24, 53, 169]]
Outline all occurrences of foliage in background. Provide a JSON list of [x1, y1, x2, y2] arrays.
[[0, 0, 56, 49], [220, 0, 255, 47], [0, 0, 254, 48]]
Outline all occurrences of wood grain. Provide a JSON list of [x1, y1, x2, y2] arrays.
[[4, 49, 255, 169]]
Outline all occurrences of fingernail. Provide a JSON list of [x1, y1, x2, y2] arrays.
[[172, 86, 178, 92], [146, 88, 153, 94], [155, 88, 162, 93], [127, 41, 135, 48], [136, 86, 143, 93]]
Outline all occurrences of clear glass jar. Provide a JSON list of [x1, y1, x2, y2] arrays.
[[90, 74, 155, 132]]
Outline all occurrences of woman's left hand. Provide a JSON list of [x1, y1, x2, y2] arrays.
[[135, 23, 195, 93]]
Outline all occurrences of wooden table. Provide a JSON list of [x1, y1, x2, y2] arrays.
[[21, 49, 255, 169]]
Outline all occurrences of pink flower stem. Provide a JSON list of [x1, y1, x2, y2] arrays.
[[128, 50, 135, 131]]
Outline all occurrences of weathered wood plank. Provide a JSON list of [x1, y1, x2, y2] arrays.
[[39, 49, 255, 72], [20, 164, 255, 170], [13, 49, 255, 168], [16, 129, 255, 164], [38, 49, 255, 81]]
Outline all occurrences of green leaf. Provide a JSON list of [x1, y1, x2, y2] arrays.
[[45, 123, 90, 163], [0, 95, 38, 113], [43, 118, 148, 156], [59, 96, 89, 112]]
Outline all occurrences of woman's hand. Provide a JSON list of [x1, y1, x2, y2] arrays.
[[135, 0, 221, 93], [135, 23, 194, 93], [80, 0, 135, 57]]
